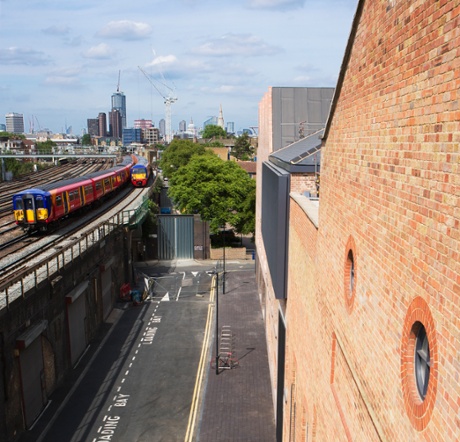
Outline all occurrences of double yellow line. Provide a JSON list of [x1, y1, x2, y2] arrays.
[[184, 276, 216, 442]]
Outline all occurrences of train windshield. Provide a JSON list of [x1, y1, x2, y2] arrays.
[[14, 198, 24, 210], [35, 196, 45, 209]]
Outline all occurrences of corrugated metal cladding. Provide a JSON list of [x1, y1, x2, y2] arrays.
[[261, 161, 289, 299], [272, 87, 334, 152], [157, 215, 194, 259]]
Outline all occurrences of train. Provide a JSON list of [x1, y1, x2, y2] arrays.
[[130, 156, 151, 187], [12, 155, 136, 232]]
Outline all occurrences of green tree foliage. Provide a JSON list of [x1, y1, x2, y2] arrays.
[[81, 134, 92, 145], [202, 140, 225, 148], [201, 124, 226, 139], [142, 199, 159, 239], [158, 139, 214, 179], [0, 132, 25, 140], [36, 140, 56, 154], [168, 155, 256, 235], [231, 132, 254, 160], [2, 152, 38, 178]]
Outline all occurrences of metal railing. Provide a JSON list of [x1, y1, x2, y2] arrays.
[[0, 192, 152, 310]]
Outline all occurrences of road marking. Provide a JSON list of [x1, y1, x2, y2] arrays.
[[184, 302, 213, 442], [176, 286, 182, 301]]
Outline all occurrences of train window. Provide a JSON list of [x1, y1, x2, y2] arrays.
[[15, 199, 24, 210], [85, 185, 92, 195], [56, 195, 63, 206], [25, 199, 33, 210], [95, 182, 102, 191], [69, 190, 79, 202], [35, 198, 45, 209]]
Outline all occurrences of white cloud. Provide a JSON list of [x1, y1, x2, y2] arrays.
[[192, 33, 282, 57], [82, 43, 114, 59], [41, 25, 70, 36], [247, 0, 305, 10], [0, 47, 51, 66], [97, 20, 152, 40]]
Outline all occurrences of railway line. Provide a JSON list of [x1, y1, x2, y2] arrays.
[[0, 184, 149, 308], [0, 158, 123, 250]]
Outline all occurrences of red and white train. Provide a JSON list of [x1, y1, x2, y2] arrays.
[[12, 155, 137, 232]]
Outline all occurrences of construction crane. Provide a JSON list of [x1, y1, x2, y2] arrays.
[[138, 66, 177, 143]]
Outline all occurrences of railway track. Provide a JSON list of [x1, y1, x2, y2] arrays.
[[0, 158, 124, 251], [0, 185, 142, 285]]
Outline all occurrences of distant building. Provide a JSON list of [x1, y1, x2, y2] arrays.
[[87, 118, 99, 136], [217, 105, 224, 129], [98, 113, 107, 137], [178, 120, 186, 132], [5, 113, 24, 134], [134, 119, 153, 130], [203, 116, 217, 128], [143, 127, 160, 145], [0, 123, 7, 131], [159, 119, 166, 139], [109, 110, 122, 139], [111, 92, 127, 129], [122, 128, 142, 146], [226, 121, 235, 134]]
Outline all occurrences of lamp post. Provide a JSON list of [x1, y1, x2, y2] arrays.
[[222, 227, 226, 295], [207, 269, 219, 375], [214, 271, 219, 374]]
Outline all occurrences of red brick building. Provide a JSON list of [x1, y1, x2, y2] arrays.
[[256, 0, 460, 440]]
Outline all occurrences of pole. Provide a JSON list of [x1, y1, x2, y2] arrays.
[[215, 272, 219, 375], [222, 230, 226, 294]]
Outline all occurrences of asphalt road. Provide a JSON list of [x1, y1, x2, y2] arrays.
[[32, 263, 217, 442]]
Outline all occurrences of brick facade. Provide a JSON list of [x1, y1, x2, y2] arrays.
[[258, 0, 460, 440]]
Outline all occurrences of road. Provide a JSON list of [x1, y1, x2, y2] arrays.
[[22, 259, 254, 442]]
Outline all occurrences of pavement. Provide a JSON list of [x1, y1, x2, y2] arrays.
[[196, 266, 276, 442]]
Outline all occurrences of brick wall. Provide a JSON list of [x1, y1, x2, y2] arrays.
[[290, 174, 317, 195], [281, 0, 460, 440]]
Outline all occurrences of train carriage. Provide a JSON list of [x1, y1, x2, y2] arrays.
[[12, 176, 94, 231], [130, 156, 151, 187], [12, 155, 137, 233]]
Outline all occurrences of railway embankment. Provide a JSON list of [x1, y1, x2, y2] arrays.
[[0, 187, 151, 442]]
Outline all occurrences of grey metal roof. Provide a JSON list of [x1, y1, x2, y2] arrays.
[[268, 128, 323, 172]]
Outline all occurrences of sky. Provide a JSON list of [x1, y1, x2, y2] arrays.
[[0, 0, 357, 136]]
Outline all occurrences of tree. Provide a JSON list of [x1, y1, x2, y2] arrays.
[[0, 132, 25, 140], [201, 124, 226, 139], [158, 139, 214, 179], [81, 134, 92, 146], [36, 140, 56, 154], [168, 154, 256, 235], [231, 132, 254, 160]]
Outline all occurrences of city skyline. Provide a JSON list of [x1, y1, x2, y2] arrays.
[[0, 0, 357, 134]]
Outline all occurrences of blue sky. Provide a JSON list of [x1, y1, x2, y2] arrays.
[[0, 0, 357, 135]]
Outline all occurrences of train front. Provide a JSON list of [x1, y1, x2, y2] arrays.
[[12, 190, 52, 232], [130, 164, 149, 187]]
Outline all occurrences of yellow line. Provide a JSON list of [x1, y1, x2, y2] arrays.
[[184, 282, 215, 442]]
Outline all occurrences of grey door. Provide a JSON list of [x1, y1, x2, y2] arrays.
[[157, 215, 194, 260]]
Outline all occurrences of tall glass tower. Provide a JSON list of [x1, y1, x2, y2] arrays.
[[111, 92, 126, 129]]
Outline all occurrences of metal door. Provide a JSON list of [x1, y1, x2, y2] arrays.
[[157, 215, 194, 260], [19, 338, 45, 428]]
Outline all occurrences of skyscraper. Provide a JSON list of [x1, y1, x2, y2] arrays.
[[98, 113, 107, 137], [159, 119, 166, 140], [87, 118, 99, 136], [111, 92, 127, 129], [5, 113, 24, 134], [109, 110, 122, 139]]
